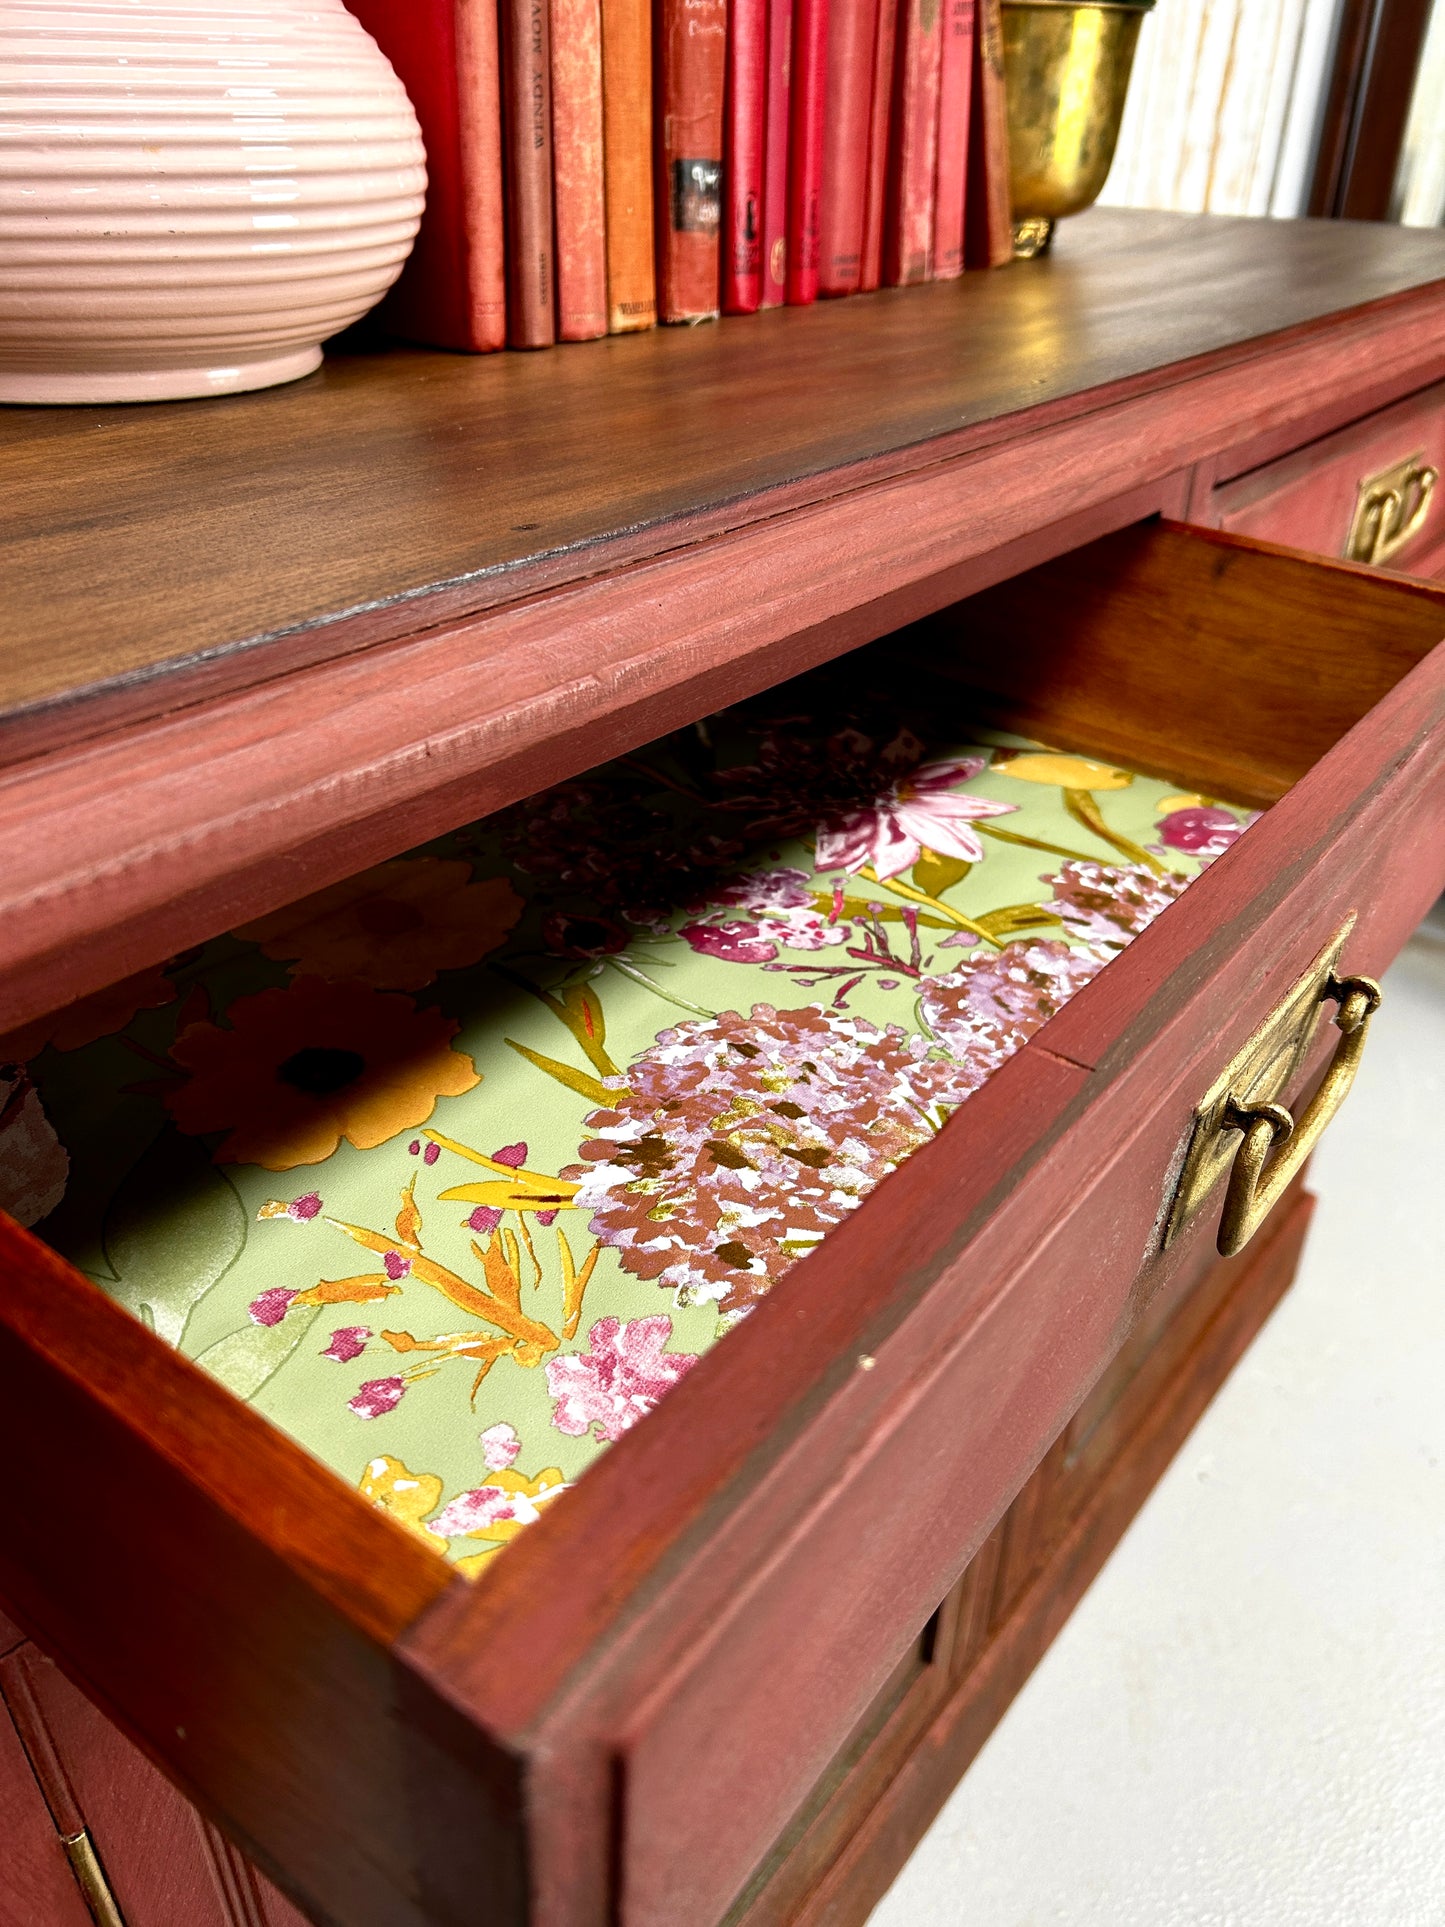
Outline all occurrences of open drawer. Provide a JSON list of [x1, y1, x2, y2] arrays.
[[1, 522, 1443, 1927]]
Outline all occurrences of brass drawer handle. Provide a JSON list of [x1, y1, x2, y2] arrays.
[[1346, 454, 1439, 566], [1216, 974, 1380, 1257], [1165, 920, 1379, 1255]]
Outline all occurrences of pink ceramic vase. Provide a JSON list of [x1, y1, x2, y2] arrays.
[[0, 0, 426, 403]]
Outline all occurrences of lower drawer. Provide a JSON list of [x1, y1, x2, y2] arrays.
[[733, 1181, 1315, 1927], [1206, 378, 1445, 572], [0, 1617, 305, 1927], [0, 521, 1442, 1927]]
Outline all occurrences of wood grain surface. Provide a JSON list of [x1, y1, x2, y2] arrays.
[[4, 210, 1445, 734], [7, 260, 1445, 1040]]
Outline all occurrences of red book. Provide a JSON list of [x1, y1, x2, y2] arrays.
[[818, 0, 880, 296], [785, 0, 830, 304], [655, 0, 728, 321], [724, 0, 769, 313], [552, 0, 608, 338], [858, 0, 897, 291], [966, 0, 1013, 267], [345, 0, 506, 352], [885, 0, 943, 285], [932, 0, 974, 279], [501, 0, 557, 345], [759, 0, 794, 307]]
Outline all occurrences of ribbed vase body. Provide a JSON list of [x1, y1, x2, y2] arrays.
[[0, 0, 426, 402]]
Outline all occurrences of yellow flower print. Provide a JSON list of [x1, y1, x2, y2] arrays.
[[991, 752, 1134, 790], [358, 1454, 447, 1551], [166, 977, 479, 1170], [236, 857, 523, 993]]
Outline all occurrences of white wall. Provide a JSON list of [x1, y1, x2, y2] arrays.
[[1097, 0, 1345, 217]]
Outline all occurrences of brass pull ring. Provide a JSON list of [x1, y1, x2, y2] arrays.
[[1216, 973, 1381, 1257], [1348, 457, 1439, 565]]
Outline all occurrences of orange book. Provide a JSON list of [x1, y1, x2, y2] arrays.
[[553, 0, 609, 338], [346, 0, 507, 352], [602, 0, 657, 329], [655, 0, 728, 321]]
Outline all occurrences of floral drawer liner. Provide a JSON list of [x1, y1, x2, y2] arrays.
[[3, 683, 1253, 1576]]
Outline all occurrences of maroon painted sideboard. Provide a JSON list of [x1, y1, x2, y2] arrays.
[[2, 209, 1444, 1927]]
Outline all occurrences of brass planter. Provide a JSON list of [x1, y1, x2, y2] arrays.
[[1001, 0, 1154, 256]]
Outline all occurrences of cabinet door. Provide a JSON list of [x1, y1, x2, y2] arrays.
[[0, 1643, 309, 1927]]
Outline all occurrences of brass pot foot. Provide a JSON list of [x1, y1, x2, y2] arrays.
[[1012, 217, 1056, 259]]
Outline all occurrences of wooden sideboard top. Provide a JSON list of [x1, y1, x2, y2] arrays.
[[5, 208, 1445, 733]]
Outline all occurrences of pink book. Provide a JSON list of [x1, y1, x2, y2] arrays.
[[932, 0, 974, 278], [786, 0, 830, 303], [818, 0, 881, 296], [858, 0, 898, 291], [724, 0, 769, 312], [760, 0, 794, 307], [885, 0, 943, 285]]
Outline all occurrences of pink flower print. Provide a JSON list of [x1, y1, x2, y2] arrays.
[[919, 940, 1105, 1078], [814, 756, 1018, 881], [408, 1140, 441, 1164], [545, 1314, 699, 1443], [680, 919, 780, 964], [321, 1324, 371, 1363], [1155, 806, 1246, 860], [479, 1421, 522, 1470], [382, 1250, 412, 1280], [430, 1479, 561, 1539], [465, 1143, 529, 1234], [248, 1286, 298, 1327], [256, 1191, 322, 1223], [682, 870, 850, 962], [1045, 861, 1190, 953], [566, 1004, 978, 1317], [349, 1375, 406, 1419]]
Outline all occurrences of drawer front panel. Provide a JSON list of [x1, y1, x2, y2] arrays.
[[617, 631, 1445, 1927], [1209, 381, 1445, 572]]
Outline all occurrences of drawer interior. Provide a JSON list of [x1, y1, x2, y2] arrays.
[[3, 520, 1443, 1595]]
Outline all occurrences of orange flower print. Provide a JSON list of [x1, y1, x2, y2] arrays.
[[166, 977, 479, 1170], [0, 962, 177, 1062], [235, 857, 523, 992]]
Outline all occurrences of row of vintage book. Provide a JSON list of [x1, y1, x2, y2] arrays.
[[346, 0, 1014, 353]]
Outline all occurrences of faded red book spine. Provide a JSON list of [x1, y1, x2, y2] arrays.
[[858, 0, 898, 290], [785, 0, 830, 303], [966, 0, 1013, 267], [501, 0, 557, 345], [345, 0, 506, 351], [885, 0, 942, 285], [655, 0, 728, 321], [724, 0, 768, 312], [602, 0, 656, 330], [759, 0, 794, 307], [818, 0, 880, 296], [932, 0, 974, 278], [552, 0, 608, 338]]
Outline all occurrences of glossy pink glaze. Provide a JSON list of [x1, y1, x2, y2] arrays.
[[0, 0, 427, 403]]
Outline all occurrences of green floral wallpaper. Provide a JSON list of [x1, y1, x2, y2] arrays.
[[2, 679, 1254, 1575]]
